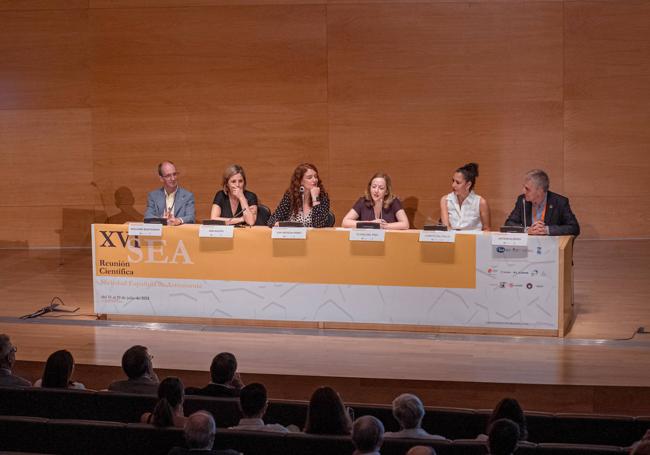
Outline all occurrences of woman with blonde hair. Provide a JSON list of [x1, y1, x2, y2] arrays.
[[210, 164, 258, 225], [342, 173, 409, 230]]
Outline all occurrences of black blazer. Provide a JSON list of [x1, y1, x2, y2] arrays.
[[505, 191, 580, 236]]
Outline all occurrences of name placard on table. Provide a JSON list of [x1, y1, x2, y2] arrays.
[[128, 223, 163, 237], [491, 233, 528, 246], [271, 227, 307, 240], [419, 230, 456, 243], [199, 225, 235, 238], [349, 229, 385, 242]]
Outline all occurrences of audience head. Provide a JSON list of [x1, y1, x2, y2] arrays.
[[392, 393, 426, 430], [364, 172, 396, 209], [151, 376, 184, 427], [289, 163, 326, 213], [487, 398, 527, 440], [352, 415, 384, 454], [184, 411, 216, 450], [406, 446, 437, 455], [632, 441, 650, 455], [41, 350, 75, 388], [488, 418, 520, 455], [305, 386, 352, 435], [239, 382, 268, 418], [222, 164, 247, 195], [523, 169, 549, 205], [453, 162, 479, 194], [210, 352, 237, 385], [0, 334, 17, 370], [121, 345, 154, 380]]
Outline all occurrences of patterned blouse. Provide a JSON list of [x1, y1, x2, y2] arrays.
[[267, 191, 331, 228]]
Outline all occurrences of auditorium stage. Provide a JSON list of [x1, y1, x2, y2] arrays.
[[1, 239, 650, 415]]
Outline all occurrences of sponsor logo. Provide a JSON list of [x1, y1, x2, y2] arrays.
[[496, 246, 506, 253], [526, 283, 533, 289]]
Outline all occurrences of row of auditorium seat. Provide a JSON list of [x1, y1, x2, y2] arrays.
[[0, 415, 630, 455], [0, 386, 648, 447]]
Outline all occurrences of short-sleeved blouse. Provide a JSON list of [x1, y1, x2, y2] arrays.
[[351, 197, 403, 223], [212, 190, 258, 218]]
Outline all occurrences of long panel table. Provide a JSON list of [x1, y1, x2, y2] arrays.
[[92, 224, 574, 336]]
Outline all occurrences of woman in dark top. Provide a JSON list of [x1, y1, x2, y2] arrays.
[[304, 386, 352, 435], [140, 376, 187, 428], [341, 172, 409, 229], [478, 397, 528, 441], [210, 164, 258, 226], [35, 350, 85, 389], [267, 163, 331, 228]]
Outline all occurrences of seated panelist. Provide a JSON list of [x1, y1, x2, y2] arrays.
[[210, 164, 258, 226], [267, 163, 331, 228], [440, 162, 490, 231], [505, 169, 580, 236], [144, 161, 195, 225], [341, 173, 409, 230]]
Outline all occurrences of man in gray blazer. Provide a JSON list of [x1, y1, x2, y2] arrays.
[[144, 161, 195, 225]]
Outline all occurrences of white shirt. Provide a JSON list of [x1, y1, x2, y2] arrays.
[[446, 191, 482, 230], [229, 418, 289, 433], [384, 428, 446, 439]]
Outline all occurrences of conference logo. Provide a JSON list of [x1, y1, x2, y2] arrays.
[[97, 230, 194, 266]]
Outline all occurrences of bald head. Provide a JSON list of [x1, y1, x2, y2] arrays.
[[406, 446, 436, 455], [184, 411, 216, 450]]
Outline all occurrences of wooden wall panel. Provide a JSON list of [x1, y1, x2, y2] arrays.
[[328, 3, 563, 105], [186, 104, 329, 219], [564, 1, 650, 238], [90, 5, 327, 107], [91, 0, 325, 7], [0, 108, 94, 246], [0, 9, 89, 109], [0, 109, 94, 207], [0, 0, 87, 11]]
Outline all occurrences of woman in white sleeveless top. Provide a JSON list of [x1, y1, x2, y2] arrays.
[[440, 162, 491, 231]]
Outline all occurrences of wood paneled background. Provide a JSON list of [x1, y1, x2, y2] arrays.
[[1, 0, 648, 246]]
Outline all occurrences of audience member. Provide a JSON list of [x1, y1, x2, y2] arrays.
[[168, 411, 238, 455], [352, 415, 384, 455], [229, 382, 288, 432], [141, 376, 186, 428], [406, 446, 436, 455], [108, 345, 159, 394], [632, 441, 650, 455], [631, 430, 650, 455], [0, 334, 31, 387], [304, 386, 352, 435], [34, 349, 85, 389], [186, 352, 243, 397], [384, 393, 444, 440], [488, 418, 520, 455], [478, 398, 528, 441]]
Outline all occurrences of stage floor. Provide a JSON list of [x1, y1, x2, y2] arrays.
[[1, 239, 650, 414]]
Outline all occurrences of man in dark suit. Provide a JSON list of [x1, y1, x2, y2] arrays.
[[185, 352, 243, 398], [144, 161, 195, 225], [108, 345, 159, 394], [168, 411, 239, 455], [505, 169, 580, 236]]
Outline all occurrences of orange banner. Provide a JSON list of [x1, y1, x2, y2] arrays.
[[93, 225, 476, 288]]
